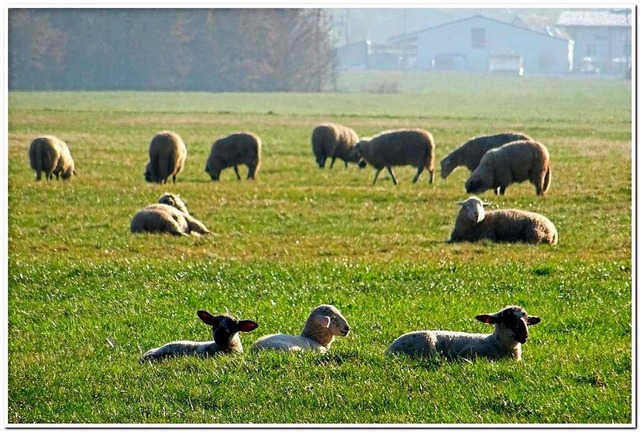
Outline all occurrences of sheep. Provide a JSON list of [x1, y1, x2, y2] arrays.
[[250, 304, 350, 353], [448, 196, 558, 244], [28, 135, 77, 181], [130, 193, 210, 236], [440, 132, 531, 179], [311, 123, 365, 169], [351, 129, 435, 185], [386, 305, 541, 361], [205, 132, 261, 181], [144, 131, 187, 184], [140, 310, 259, 362], [465, 140, 551, 196]]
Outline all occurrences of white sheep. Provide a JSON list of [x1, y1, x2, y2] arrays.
[[144, 131, 187, 184], [28, 135, 77, 181], [351, 129, 435, 185], [465, 140, 551, 196], [440, 132, 531, 179], [250, 304, 350, 353], [140, 310, 259, 362], [448, 196, 558, 244], [386, 305, 541, 361], [311, 123, 364, 169], [130, 193, 210, 236]]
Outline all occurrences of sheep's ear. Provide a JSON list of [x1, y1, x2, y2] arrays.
[[314, 315, 331, 328], [197, 310, 218, 326], [475, 314, 498, 324], [527, 316, 541, 325], [237, 320, 259, 332], [481, 201, 491, 207], [456, 201, 466, 206]]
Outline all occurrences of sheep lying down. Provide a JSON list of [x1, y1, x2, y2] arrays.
[[387, 305, 541, 361], [140, 310, 259, 362], [449, 196, 558, 244], [130, 193, 210, 236], [250, 304, 350, 353]]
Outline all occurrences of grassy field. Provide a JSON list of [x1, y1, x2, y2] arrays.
[[6, 72, 633, 425]]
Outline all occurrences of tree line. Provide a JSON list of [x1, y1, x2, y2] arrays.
[[9, 9, 336, 92]]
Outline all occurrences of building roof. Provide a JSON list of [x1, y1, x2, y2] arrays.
[[557, 9, 632, 27], [389, 14, 571, 44]]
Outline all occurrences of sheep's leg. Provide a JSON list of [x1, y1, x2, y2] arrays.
[[234, 165, 241, 180], [386, 166, 398, 185], [499, 185, 507, 195], [428, 168, 434, 184], [412, 166, 424, 183], [184, 214, 210, 235], [372, 169, 383, 184], [344, 160, 348, 168], [246, 163, 257, 180], [329, 157, 337, 169], [162, 215, 189, 236]]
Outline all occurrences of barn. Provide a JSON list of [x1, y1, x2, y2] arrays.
[[391, 14, 573, 75]]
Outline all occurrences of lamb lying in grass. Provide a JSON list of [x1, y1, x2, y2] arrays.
[[386, 305, 541, 361], [448, 196, 558, 244], [130, 193, 210, 236], [140, 311, 259, 362], [250, 304, 350, 353]]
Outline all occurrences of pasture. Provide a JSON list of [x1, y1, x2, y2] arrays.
[[7, 72, 633, 424]]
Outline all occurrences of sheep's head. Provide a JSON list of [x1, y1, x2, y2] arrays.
[[197, 310, 259, 351], [310, 304, 350, 337], [158, 193, 189, 214], [351, 141, 370, 168], [476, 305, 540, 344], [456, 196, 488, 224], [144, 162, 156, 183], [60, 167, 77, 180], [440, 155, 454, 179]]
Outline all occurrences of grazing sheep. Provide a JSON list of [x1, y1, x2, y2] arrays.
[[130, 193, 210, 236], [351, 129, 435, 185], [311, 123, 365, 169], [250, 304, 350, 353], [144, 131, 187, 184], [205, 132, 261, 181], [465, 140, 551, 196], [28, 135, 77, 181], [440, 132, 531, 179], [448, 196, 558, 244], [140, 311, 259, 362], [386, 305, 541, 361]]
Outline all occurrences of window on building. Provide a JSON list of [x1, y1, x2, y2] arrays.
[[586, 44, 597, 57], [471, 28, 485, 49]]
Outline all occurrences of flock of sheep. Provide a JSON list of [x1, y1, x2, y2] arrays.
[[140, 303, 540, 363], [27, 121, 556, 364]]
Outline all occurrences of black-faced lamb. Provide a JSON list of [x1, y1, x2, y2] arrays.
[[140, 310, 259, 362], [311, 123, 365, 169], [144, 131, 187, 184], [28, 135, 77, 181], [440, 132, 531, 179], [351, 129, 435, 185], [205, 132, 261, 181], [130, 193, 210, 236], [448, 196, 558, 244], [465, 140, 551, 196], [386, 305, 541, 361], [250, 304, 350, 353]]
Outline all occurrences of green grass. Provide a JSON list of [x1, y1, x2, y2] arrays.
[[7, 72, 633, 424]]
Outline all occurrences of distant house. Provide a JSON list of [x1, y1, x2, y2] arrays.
[[335, 40, 415, 71], [390, 15, 573, 75], [557, 9, 632, 75]]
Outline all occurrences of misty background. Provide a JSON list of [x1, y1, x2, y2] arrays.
[[7, 8, 627, 92]]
